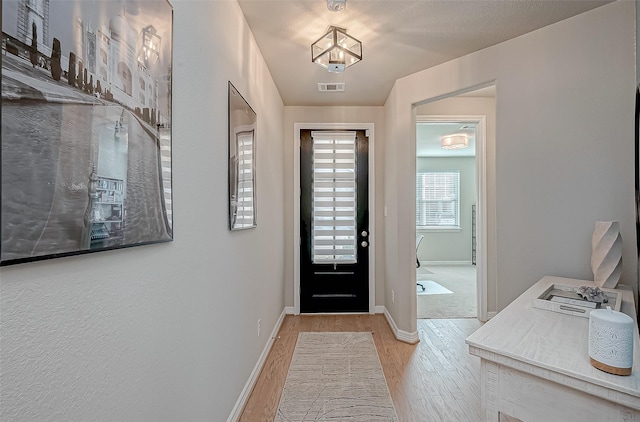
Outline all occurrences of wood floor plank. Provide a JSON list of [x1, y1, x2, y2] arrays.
[[238, 315, 483, 422]]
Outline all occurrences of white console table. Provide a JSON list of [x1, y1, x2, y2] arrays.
[[466, 276, 640, 421]]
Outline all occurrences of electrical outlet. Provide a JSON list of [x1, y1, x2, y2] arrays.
[[392, 290, 395, 304], [257, 319, 261, 338]]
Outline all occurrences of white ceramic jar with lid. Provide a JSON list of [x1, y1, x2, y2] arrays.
[[589, 306, 634, 376]]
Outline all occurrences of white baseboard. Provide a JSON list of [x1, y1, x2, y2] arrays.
[[487, 311, 497, 319], [421, 261, 473, 266], [284, 306, 295, 315], [382, 307, 419, 344], [375, 305, 385, 314], [226, 309, 286, 422]]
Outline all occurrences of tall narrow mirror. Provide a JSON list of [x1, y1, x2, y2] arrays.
[[228, 82, 257, 230]]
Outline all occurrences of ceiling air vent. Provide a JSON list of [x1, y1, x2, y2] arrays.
[[318, 82, 345, 92]]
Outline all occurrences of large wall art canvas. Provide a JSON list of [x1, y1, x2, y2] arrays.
[[1, 0, 173, 265]]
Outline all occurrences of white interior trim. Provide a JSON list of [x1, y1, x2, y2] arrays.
[[293, 123, 376, 314], [415, 114, 489, 322], [422, 261, 474, 266], [382, 307, 419, 344], [226, 309, 287, 422]]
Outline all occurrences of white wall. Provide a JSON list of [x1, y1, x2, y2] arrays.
[[385, 1, 637, 334], [0, 2, 285, 421], [283, 106, 385, 307], [416, 157, 476, 263]]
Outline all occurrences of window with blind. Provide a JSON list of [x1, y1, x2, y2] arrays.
[[416, 171, 460, 229], [311, 131, 357, 264], [232, 131, 255, 229]]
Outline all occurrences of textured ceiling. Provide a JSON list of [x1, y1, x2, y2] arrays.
[[237, 0, 612, 106]]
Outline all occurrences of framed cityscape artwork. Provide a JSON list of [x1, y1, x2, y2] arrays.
[[228, 82, 257, 230], [1, 0, 174, 265]]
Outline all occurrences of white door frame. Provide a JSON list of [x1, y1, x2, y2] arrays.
[[415, 115, 488, 321], [293, 123, 376, 315]]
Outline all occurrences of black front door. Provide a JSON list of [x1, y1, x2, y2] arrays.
[[300, 129, 369, 313]]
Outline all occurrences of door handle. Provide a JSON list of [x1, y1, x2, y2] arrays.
[[361, 241, 369, 248]]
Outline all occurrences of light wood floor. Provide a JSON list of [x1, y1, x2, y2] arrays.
[[239, 314, 483, 421]]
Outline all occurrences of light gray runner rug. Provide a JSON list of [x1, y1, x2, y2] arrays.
[[275, 332, 398, 422]]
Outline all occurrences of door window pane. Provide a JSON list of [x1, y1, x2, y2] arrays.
[[311, 131, 357, 263]]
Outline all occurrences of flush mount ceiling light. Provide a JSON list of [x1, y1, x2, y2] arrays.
[[311, 26, 362, 73], [327, 0, 347, 12], [441, 133, 469, 150]]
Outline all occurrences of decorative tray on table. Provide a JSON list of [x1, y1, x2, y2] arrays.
[[532, 284, 621, 318]]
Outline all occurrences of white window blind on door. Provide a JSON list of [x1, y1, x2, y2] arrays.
[[416, 171, 460, 228], [311, 131, 357, 264]]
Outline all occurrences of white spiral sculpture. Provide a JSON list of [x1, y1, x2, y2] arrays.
[[591, 221, 623, 289]]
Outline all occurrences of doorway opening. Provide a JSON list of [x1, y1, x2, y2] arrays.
[[414, 86, 494, 320], [416, 119, 478, 318]]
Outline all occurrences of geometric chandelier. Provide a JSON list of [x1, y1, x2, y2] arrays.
[[311, 26, 362, 73]]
